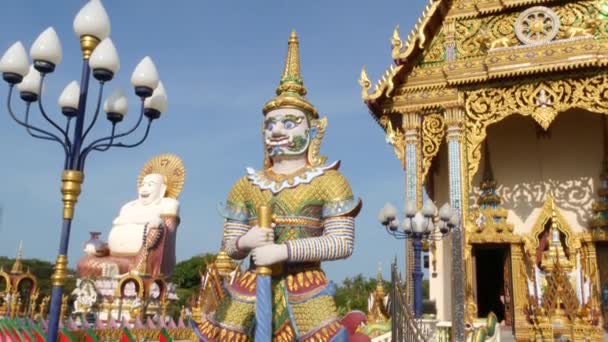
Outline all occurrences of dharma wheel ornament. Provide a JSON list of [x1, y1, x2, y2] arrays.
[[515, 6, 561, 45]]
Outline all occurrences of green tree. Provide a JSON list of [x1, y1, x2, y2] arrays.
[[0, 257, 76, 297], [172, 254, 216, 288], [169, 253, 216, 318], [334, 274, 390, 316]]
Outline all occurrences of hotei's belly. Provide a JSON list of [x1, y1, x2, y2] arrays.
[[108, 223, 144, 256]]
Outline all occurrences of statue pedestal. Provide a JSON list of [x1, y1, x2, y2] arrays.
[[71, 273, 178, 325]]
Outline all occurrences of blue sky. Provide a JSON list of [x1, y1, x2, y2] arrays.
[[0, 0, 426, 282]]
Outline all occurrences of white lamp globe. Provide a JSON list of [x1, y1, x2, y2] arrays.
[[73, 0, 111, 40], [412, 212, 425, 234], [421, 200, 437, 217], [144, 81, 167, 114], [0, 42, 30, 83], [58, 81, 80, 117], [89, 38, 120, 81], [404, 201, 417, 218], [131, 56, 159, 97], [438, 203, 452, 222], [17, 65, 42, 101], [30, 27, 62, 72], [104, 88, 128, 123]]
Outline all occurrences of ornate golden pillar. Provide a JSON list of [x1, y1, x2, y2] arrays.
[[582, 240, 603, 327], [403, 112, 422, 306], [510, 243, 531, 341]]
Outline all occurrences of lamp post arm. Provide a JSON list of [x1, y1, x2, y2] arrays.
[[90, 124, 116, 152], [37, 74, 71, 148], [24, 103, 59, 142], [78, 119, 152, 171], [7, 86, 69, 160], [79, 99, 145, 158], [94, 118, 152, 150], [81, 82, 105, 142]]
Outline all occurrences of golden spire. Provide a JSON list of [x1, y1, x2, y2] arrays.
[[482, 139, 495, 184], [280, 31, 305, 95], [478, 139, 501, 208], [542, 195, 572, 271], [263, 30, 318, 119], [376, 262, 385, 293], [367, 261, 390, 323], [11, 241, 24, 275]]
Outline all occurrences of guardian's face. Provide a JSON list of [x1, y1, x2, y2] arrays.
[[138, 174, 166, 205], [264, 108, 310, 157]]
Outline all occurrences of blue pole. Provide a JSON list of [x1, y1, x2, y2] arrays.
[[413, 237, 423, 318], [255, 206, 273, 341], [47, 59, 91, 342], [255, 273, 272, 341], [68, 60, 90, 169], [46, 219, 72, 341]]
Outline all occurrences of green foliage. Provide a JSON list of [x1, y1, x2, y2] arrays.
[[0, 257, 76, 297], [169, 254, 216, 319], [171, 254, 215, 288], [334, 274, 390, 316]]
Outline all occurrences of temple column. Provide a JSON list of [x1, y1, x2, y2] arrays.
[[444, 105, 466, 341], [511, 243, 530, 341], [583, 241, 603, 326], [403, 112, 422, 308]]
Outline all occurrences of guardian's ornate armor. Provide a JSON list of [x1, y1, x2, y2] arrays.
[[198, 162, 361, 341], [195, 31, 362, 342]]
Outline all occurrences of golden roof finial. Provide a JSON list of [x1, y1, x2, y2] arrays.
[[263, 31, 318, 118], [549, 193, 558, 231], [11, 241, 24, 275], [375, 262, 385, 294]]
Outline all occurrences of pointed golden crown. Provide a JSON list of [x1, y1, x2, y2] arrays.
[[263, 31, 318, 119]]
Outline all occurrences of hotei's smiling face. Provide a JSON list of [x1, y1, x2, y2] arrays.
[[264, 108, 310, 158], [138, 173, 167, 205]]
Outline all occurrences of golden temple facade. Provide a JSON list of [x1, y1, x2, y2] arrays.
[[361, 0, 608, 340]]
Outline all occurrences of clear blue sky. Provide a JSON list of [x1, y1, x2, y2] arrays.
[[0, 0, 425, 282]]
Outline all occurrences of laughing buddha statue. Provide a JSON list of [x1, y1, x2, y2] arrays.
[[193, 32, 363, 342], [77, 154, 185, 278]]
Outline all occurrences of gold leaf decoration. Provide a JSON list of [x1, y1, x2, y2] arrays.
[[421, 113, 445, 181], [464, 71, 608, 185]]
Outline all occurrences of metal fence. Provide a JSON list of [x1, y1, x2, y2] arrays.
[[390, 260, 433, 342]]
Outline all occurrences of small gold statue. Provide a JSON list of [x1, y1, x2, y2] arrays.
[[565, 18, 601, 38]]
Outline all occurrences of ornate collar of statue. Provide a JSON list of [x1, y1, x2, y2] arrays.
[[246, 160, 339, 194]]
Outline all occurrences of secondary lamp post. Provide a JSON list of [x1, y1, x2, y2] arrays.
[[378, 200, 460, 318]]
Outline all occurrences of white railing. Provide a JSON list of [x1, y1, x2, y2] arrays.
[[371, 332, 392, 342]]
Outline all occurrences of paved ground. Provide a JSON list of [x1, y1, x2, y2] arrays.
[[500, 327, 516, 342], [499, 327, 608, 341]]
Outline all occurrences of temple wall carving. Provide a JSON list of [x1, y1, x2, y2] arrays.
[[468, 111, 603, 234]]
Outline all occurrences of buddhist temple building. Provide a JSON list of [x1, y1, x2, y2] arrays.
[[361, 0, 608, 339]]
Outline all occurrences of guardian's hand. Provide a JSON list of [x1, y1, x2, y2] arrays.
[[251, 244, 288, 266], [237, 226, 274, 251]]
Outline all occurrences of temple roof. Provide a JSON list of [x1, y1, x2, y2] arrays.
[[360, 0, 608, 120]]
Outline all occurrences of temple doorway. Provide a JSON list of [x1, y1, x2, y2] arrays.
[[596, 242, 608, 329], [473, 244, 513, 325]]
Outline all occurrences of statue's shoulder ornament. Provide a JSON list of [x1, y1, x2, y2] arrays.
[[246, 160, 340, 194]]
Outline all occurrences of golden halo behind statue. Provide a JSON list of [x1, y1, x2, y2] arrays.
[[138, 154, 185, 199]]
